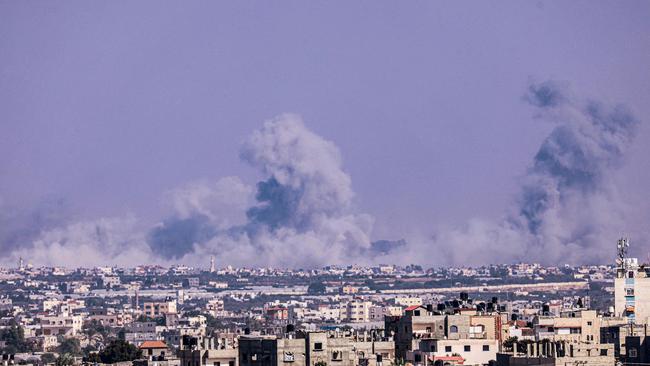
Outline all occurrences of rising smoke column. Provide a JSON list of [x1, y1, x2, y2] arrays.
[[513, 80, 639, 263], [148, 114, 375, 267], [418, 80, 640, 266]]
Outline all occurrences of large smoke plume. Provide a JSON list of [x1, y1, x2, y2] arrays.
[[1, 81, 641, 267], [147, 114, 376, 267], [412, 80, 640, 266]]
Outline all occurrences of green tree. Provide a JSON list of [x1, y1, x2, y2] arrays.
[[99, 339, 142, 364], [307, 282, 326, 294], [503, 336, 518, 351], [41, 353, 57, 365], [55, 354, 75, 366], [83, 353, 101, 364], [0, 324, 32, 353], [56, 338, 81, 356]]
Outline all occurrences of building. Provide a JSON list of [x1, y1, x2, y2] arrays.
[[143, 300, 178, 318], [183, 278, 200, 288], [140, 340, 172, 360], [496, 339, 615, 366], [614, 238, 650, 325], [407, 338, 498, 366], [38, 314, 83, 336], [239, 331, 394, 366], [343, 300, 372, 323]]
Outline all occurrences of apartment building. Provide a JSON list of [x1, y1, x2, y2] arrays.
[[239, 331, 394, 366], [614, 254, 650, 324], [343, 300, 373, 323], [38, 314, 83, 336], [143, 300, 178, 318], [407, 338, 498, 366]]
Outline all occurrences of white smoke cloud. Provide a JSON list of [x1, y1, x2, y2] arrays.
[[2, 81, 641, 268], [8, 215, 153, 267], [166, 176, 254, 229]]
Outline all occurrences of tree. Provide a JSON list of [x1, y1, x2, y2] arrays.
[[99, 339, 142, 364], [503, 336, 518, 351], [83, 353, 101, 364], [307, 282, 326, 294], [41, 353, 57, 365], [57, 338, 81, 356], [55, 354, 75, 366], [0, 324, 32, 353]]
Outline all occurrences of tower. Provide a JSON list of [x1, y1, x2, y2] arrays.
[[18, 257, 24, 271], [210, 255, 215, 273]]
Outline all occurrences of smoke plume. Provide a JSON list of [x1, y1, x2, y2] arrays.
[[1, 81, 641, 267], [146, 114, 378, 267], [404, 80, 640, 266]]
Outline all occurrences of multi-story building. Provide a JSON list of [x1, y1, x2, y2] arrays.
[[408, 338, 498, 366], [614, 238, 650, 325], [239, 331, 394, 366], [343, 300, 372, 323], [143, 300, 178, 318], [38, 314, 83, 336]]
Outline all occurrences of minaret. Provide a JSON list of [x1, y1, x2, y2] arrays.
[[18, 257, 24, 271], [210, 256, 215, 273]]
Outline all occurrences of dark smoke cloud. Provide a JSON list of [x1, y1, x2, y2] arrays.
[[517, 81, 637, 232], [411, 80, 641, 266], [0, 197, 72, 255], [246, 177, 303, 230], [148, 215, 216, 260]]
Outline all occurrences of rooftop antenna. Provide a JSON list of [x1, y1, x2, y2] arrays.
[[617, 237, 630, 271]]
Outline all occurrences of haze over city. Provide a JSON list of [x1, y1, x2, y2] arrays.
[[1, 1, 649, 267]]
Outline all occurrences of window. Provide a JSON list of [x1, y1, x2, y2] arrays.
[[426, 327, 432, 333], [483, 345, 490, 351], [331, 351, 342, 361], [214, 362, 220, 366], [600, 349, 608, 356], [242, 353, 248, 362], [450, 326, 458, 333], [629, 348, 638, 358], [414, 354, 421, 362], [445, 346, 452, 353], [414, 310, 420, 316], [464, 345, 471, 352], [628, 271, 634, 278], [229, 361, 235, 366], [314, 342, 323, 351], [284, 352, 295, 362], [587, 321, 592, 326]]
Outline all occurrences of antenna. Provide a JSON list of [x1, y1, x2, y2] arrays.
[[616, 237, 630, 272]]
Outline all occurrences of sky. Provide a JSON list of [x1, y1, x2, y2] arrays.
[[1, 1, 649, 267]]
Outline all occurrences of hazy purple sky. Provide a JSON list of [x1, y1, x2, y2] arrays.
[[1, 1, 649, 265]]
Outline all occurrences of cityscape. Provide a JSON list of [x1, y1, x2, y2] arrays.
[[0, 239, 649, 365], [2, 1, 650, 366]]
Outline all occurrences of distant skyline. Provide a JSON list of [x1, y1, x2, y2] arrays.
[[1, 1, 649, 267]]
